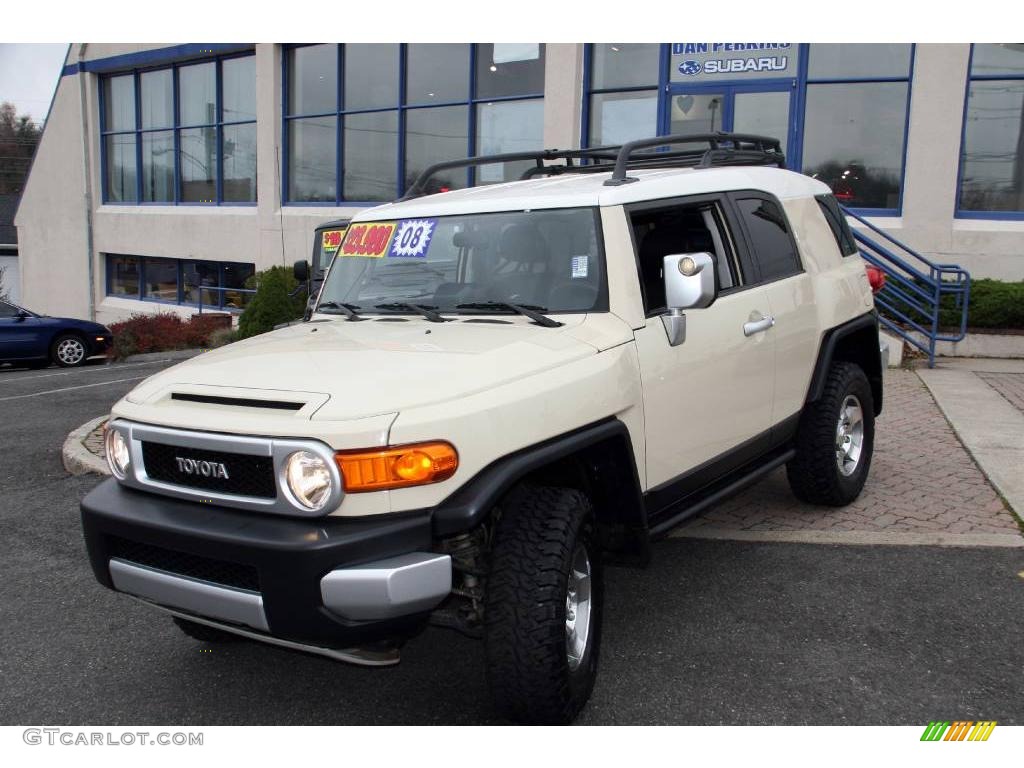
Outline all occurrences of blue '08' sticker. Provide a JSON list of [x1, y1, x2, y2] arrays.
[[388, 219, 437, 258]]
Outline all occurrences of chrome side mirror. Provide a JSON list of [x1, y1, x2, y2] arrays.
[[664, 252, 716, 310], [660, 252, 717, 347]]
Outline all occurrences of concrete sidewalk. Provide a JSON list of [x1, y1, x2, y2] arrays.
[[917, 357, 1024, 525]]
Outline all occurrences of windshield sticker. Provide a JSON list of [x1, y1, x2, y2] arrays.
[[571, 255, 589, 279], [341, 222, 398, 258], [321, 228, 345, 255], [389, 219, 437, 259]]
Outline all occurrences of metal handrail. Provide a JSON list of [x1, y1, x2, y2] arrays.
[[841, 206, 970, 368]]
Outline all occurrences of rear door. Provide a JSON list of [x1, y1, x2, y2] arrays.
[[629, 195, 776, 498], [728, 192, 818, 429]]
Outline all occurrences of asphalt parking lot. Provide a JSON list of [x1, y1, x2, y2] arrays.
[[0, 359, 1022, 725]]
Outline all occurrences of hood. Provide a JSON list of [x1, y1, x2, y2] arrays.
[[124, 314, 625, 422]]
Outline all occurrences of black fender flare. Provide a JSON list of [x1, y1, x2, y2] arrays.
[[806, 312, 883, 415]]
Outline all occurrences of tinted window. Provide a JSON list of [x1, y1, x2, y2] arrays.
[[816, 194, 858, 256], [808, 44, 912, 79], [630, 201, 740, 314], [475, 44, 545, 99], [735, 197, 801, 281], [0, 300, 19, 317], [406, 44, 470, 104], [959, 80, 1024, 212], [591, 44, 659, 89], [344, 44, 399, 110], [288, 44, 337, 115]]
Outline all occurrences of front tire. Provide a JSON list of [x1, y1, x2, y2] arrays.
[[484, 484, 602, 724], [52, 334, 87, 367], [787, 361, 875, 506]]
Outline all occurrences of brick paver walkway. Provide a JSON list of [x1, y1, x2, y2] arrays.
[[683, 369, 1020, 536], [977, 372, 1024, 415]]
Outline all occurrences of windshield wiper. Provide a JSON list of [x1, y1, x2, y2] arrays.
[[316, 301, 365, 321], [374, 302, 450, 323], [455, 302, 563, 328]]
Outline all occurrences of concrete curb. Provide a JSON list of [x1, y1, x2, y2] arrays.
[[121, 348, 205, 364], [671, 527, 1024, 548], [62, 416, 110, 477]]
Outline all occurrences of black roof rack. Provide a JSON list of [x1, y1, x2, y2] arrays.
[[399, 132, 784, 200]]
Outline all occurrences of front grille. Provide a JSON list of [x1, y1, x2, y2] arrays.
[[108, 536, 260, 592], [141, 441, 276, 499]]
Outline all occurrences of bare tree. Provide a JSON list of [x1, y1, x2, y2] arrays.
[[0, 265, 8, 302]]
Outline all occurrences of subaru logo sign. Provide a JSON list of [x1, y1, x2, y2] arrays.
[[678, 60, 703, 76]]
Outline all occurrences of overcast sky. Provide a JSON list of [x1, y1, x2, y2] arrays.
[[0, 44, 69, 124]]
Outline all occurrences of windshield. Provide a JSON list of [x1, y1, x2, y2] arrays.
[[316, 208, 606, 315]]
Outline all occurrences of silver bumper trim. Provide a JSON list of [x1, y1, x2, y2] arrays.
[[139, 602, 400, 667], [109, 558, 270, 632], [320, 552, 452, 621]]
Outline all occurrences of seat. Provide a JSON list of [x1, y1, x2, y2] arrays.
[[488, 223, 550, 304]]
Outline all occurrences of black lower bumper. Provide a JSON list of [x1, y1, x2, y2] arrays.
[[81, 479, 434, 646]]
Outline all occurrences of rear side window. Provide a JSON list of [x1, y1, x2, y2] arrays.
[[734, 196, 802, 282], [816, 194, 858, 257]]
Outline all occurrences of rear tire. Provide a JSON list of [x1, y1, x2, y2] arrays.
[[787, 361, 875, 506], [51, 334, 87, 367], [484, 484, 602, 724], [172, 617, 244, 643]]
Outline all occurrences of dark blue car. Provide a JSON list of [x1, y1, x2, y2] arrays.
[[0, 299, 113, 368]]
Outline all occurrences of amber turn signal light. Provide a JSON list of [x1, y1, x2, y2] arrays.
[[335, 442, 458, 493]]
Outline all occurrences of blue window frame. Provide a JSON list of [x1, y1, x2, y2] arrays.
[[99, 51, 257, 206], [581, 44, 914, 215], [282, 44, 546, 205], [105, 254, 255, 311], [956, 44, 1024, 220]]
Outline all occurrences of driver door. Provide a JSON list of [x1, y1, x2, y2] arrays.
[[629, 196, 776, 503], [0, 301, 39, 360]]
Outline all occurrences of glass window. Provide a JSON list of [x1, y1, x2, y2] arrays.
[[405, 106, 469, 192], [668, 92, 725, 135], [591, 44, 660, 89], [343, 111, 398, 201], [179, 61, 216, 126], [344, 44, 399, 110], [475, 99, 544, 182], [104, 134, 137, 203], [104, 75, 135, 132], [182, 260, 220, 307], [735, 197, 801, 281], [319, 208, 605, 313], [589, 91, 657, 146], [143, 258, 178, 301], [223, 56, 256, 122], [959, 79, 1024, 213], [406, 44, 470, 104], [141, 131, 175, 202], [0, 300, 19, 317], [808, 44, 912, 80], [732, 91, 789, 152], [140, 69, 173, 129], [288, 44, 337, 115], [476, 44, 545, 99], [222, 123, 257, 203], [179, 127, 216, 202], [222, 262, 256, 309], [971, 43, 1024, 76], [802, 82, 908, 209], [108, 256, 140, 297], [816, 194, 859, 257], [288, 116, 337, 202]]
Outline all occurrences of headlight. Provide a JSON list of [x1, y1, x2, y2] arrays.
[[284, 451, 333, 510], [105, 426, 130, 479]]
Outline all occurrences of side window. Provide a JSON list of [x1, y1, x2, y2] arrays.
[[815, 193, 859, 257], [630, 201, 741, 315], [734, 196, 802, 282], [0, 301, 18, 317]]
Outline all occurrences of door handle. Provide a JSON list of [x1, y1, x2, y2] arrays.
[[743, 316, 775, 337]]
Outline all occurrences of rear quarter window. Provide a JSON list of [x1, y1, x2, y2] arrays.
[[734, 196, 802, 282], [815, 194, 859, 257]]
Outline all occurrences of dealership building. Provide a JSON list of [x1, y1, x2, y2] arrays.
[[14, 43, 1024, 323]]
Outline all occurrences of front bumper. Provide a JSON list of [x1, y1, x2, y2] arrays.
[[87, 334, 113, 357], [81, 479, 451, 647]]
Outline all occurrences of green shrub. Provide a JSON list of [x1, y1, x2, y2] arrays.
[[207, 326, 240, 348], [237, 266, 306, 339], [937, 279, 1024, 330]]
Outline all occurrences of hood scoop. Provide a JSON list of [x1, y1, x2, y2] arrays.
[[171, 392, 305, 411]]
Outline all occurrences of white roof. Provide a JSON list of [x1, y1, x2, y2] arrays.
[[355, 166, 833, 222]]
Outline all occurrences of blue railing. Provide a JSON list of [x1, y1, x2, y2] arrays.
[[841, 206, 970, 368]]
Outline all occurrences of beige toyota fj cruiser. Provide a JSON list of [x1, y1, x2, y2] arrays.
[[82, 133, 884, 724]]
